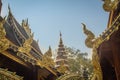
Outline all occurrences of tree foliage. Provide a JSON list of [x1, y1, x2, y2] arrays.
[[65, 46, 93, 78]]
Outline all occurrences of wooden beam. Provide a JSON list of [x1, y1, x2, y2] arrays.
[[0, 51, 29, 68]]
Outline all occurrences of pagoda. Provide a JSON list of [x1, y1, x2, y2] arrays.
[[55, 32, 69, 73]]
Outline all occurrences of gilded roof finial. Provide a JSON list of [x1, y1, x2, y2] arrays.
[[45, 46, 52, 57], [81, 23, 95, 48], [42, 46, 55, 67]]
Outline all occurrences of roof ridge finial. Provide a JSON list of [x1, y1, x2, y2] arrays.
[[26, 18, 28, 25], [59, 31, 63, 45], [60, 31, 62, 38], [49, 45, 52, 51], [8, 4, 11, 12], [8, 4, 12, 16]]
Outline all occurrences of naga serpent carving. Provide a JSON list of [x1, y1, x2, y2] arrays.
[[82, 23, 102, 80], [82, 23, 95, 48], [103, 0, 119, 12]]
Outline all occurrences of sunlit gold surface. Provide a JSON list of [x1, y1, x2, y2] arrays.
[[0, 18, 9, 52], [82, 11, 120, 80], [82, 23, 102, 80], [0, 67, 23, 80], [18, 34, 33, 57], [103, 0, 119, 12]]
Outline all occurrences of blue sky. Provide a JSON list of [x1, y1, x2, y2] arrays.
[[1, 0, 109, 57]]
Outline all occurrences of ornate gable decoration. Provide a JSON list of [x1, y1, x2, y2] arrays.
[[42, 47, 55, 68], [22, 19, 32, 37], [18, 33, 33, 55], [0, 18, 9, 52]]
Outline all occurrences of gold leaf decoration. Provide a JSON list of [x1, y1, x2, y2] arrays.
[[42, 47, 55, 68], [22, 19, 32, 37], [0, 18, 9, 52], [103, 0, 119, 12], [82, 23, 102, 80], [0, 68, 23, 80], [42, 56, 55, 68], [57, 61, 68, 74], [18, 34, 33, 55], [82, 23, 95, 48]]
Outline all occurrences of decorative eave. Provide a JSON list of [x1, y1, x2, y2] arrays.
[[4, 36, 57, 76]]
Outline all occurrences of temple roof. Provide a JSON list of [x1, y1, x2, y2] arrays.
[[0, 2, 58, 78], [0, 5, 44, 65], [0, 16, 19, 46], [7, 6, 29, 40]]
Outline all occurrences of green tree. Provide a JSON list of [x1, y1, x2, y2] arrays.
[[65, 47, 93, 79]]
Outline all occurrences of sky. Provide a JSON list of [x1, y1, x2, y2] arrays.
[[1, 0, 109, 58]]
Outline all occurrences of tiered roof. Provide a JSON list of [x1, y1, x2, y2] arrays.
[[56, 32, 68, 68]]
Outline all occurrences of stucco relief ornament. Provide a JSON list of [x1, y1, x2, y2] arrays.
[[0, 17, 9, 52]]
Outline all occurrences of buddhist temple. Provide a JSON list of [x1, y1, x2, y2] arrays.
[[1, 0, 120, 80], [0, 0, 58, 80], [82, 0, 120, 80]]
